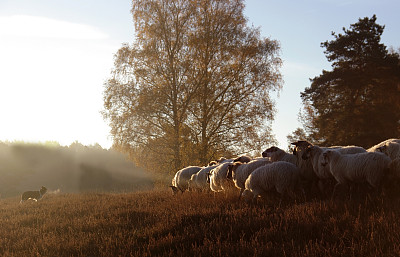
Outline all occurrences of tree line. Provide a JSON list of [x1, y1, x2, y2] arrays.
[[288, 15, 400, 149], [103, 0, 400, 174]]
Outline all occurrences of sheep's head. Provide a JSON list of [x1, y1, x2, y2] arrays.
[[208, 160, 218, 166], [233, 155, 251, 163], [218, 157, 227, 163], [291, 140, 313, 156], [262, 146, 279, 158], [170, 186, 179, 195], [321, 150, 333, 166], [302, 146, 314, 160], [377, 145, 387, 153], [241, 189, 254, 203], [378, 142, 400, 158], [226, 162, 242, 180]]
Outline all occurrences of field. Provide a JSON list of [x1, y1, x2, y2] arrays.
[[1, 190, 400, 257]]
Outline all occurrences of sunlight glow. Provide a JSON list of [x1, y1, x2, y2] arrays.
[[0, 15, 108, 40], [0, 15, 116, 148]]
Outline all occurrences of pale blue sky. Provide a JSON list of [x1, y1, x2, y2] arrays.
[[0, 0, 398, 149]]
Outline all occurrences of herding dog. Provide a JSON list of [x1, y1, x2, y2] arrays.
[[20, 186, 47, 203]]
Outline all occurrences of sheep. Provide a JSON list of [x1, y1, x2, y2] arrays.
[[321, 150, 391, 198], [301, 145, 364, 197], [226, 158, 271, 198], [367, 138, 400, 152], [241, 161, 302, 203], [302, 145, 366, 180], [262, 146, 296, 165], [170, 166, 202, 194], [210, 157, 234, 165], [188, 165, 217, 192], [207, 155, 250, 167], [302, 145, 334, 180], [291, 141, 319, 197], [207, 162, 236, 193], [292, 141, 366, 195], [233, 155, 252, 163], [377, 142, 400, 160], [377, 143, 400, 185]]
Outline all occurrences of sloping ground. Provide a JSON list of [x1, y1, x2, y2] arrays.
[[1, 191, 400, 256]]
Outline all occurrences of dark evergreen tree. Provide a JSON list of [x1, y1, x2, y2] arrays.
[[300, 15, 400, 148]]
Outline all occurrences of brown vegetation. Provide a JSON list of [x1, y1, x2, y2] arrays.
[[1, 190, 400, 256]]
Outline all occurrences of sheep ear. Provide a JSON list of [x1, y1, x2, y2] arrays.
[[170, 186, 178, 193]]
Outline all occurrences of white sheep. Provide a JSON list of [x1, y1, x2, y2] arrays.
[[226, 158, 271, 198], [170, 166, 202, 194], [188, 165, 217, 192], [208, 162, 236, 193], [377, 143, 400, 183], [302, 145, 366, 180], [290, 141, 319, 198], [302, 145, 334, 180], [208, 157, 234, 166], [321, 150, 391, 197], [233, 155, 252, 163], [367, 138, 400, 152], [301, 145, 365, 196], [334, 145, 366, 154], [241, 161, 301, 203], [291, 140, 367, 197], [377, 142, 400, 160], [262, 146, 296, 165]]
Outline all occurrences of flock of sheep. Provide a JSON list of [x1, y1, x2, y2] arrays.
[[170, 138, 400, 202]]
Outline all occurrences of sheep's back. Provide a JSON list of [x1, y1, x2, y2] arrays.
[[210, 162, 234, 192], [368, 138, 400, 152], [176, 166, 202, 191], [196, 165, 216, 188], [329, 151, 391, 186], [245, 161, 300, 194], [234, 159, 271, 189]]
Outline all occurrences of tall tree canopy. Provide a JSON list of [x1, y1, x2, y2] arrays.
[[103, 0, 282, 173], [300, 15, 400, 148]]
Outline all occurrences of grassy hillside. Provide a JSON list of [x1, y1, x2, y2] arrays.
[[1, 190, 400, 256]]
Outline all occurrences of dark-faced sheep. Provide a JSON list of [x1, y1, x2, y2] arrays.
[[262, 146, 296, 165]]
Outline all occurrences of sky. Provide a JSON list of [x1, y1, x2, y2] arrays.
[[0, 0, 399, 150]]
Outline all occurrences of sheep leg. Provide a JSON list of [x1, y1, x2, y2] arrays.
[[238, 188, 244, 200], [331, 182, 341, 200]]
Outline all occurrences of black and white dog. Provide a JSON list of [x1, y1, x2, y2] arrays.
[[20, 186, 47, 203]]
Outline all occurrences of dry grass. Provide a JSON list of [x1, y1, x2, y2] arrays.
[[1, 190, 400, 256]]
